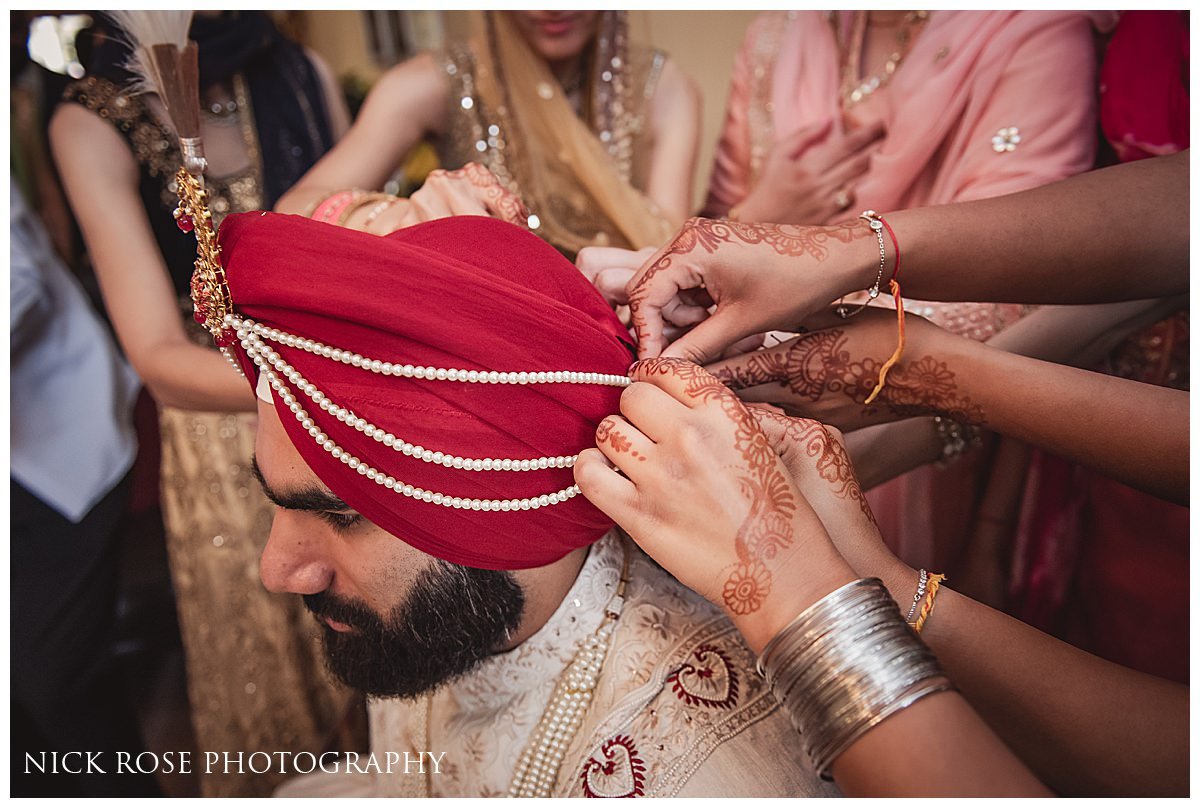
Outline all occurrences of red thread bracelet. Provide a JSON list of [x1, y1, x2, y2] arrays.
[[877, 215, 901, 282]]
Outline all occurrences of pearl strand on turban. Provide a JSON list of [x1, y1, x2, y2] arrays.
[[239, 314, 629, 513]]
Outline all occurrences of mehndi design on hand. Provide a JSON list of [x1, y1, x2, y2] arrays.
[[633, 358, 799, 615], [712, 328, 986, 425], [628, 217, 863, 347]]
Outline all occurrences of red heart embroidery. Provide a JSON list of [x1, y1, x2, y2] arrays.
[[667, 643, 739, 709], [581, 735, 646, 798]]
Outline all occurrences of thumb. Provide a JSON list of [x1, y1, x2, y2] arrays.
[[660, 310, 749, 365]]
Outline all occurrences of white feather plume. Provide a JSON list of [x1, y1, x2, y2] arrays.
[[105, 10, 193, 98]]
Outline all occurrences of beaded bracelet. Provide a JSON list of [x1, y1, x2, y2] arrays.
[[757, 578, 953, 779], [336, 192, 395, 226], [361, 196, 402, 230], [904, 568, 929, 623], [933, 416, 982, 468]]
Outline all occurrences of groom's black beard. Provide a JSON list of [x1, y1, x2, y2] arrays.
[[303, 560, 525, 699]]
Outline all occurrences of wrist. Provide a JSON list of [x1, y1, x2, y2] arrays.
[[820, 216, 882, 307], [731, 545, 859, 654]]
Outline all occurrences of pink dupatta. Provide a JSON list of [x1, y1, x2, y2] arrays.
[[710, 10, 1119, 215]]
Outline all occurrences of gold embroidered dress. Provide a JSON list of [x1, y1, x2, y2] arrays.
[[436, 11, 675, 256], [63, 75, 351, 798]]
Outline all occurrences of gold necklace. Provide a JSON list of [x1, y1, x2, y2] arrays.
[[835, 10, 930, 107], [418, 539, 631, 797]]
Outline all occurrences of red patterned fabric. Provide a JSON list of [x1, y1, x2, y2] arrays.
[[217, 212, 633, 569]]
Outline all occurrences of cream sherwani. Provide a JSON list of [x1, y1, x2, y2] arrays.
[[277, 532, 838, 797]]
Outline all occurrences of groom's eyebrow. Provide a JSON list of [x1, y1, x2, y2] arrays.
[[251, 455, 354, 512]]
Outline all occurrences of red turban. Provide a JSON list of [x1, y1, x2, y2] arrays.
[[216, 213, 633, 569]]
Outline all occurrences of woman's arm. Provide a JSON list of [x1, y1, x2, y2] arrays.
[[845, 296, 1188, 490], [49, 104, 253, 412], [708, 309, 1188, 504], [884, 151, 1190, 305], [750, 410, 1187, 796], [643, 57, 701, 224], [624, 151, 1189, 363], [305, 47, 352, 141], [274, 52, 448, 216]]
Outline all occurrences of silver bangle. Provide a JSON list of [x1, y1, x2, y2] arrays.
[[757, 578, 953, 780]]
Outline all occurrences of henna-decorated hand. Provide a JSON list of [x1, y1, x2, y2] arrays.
[[736, 118, 885, 226], [367, 163, 532, 234], [708, 307, 985, 433], [577, 245, 766, 356], [750, 409, 893, 570], [574, 357, 856, 652], [749, 407, 916, 620], [625, 216, 877, 364]]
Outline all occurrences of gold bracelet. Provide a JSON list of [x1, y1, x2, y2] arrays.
[[361, 196, 401, 230], [336, 192, 393, 227]]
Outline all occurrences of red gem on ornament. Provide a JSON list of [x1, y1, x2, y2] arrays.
[[176, 214, 195, 233], [193, 308, 207, 324], [214, 330, 236, 348]]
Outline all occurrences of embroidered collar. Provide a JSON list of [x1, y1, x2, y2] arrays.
[[451, 530, 623, 713]]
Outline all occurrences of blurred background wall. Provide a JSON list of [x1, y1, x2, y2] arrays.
[[293, 10, 760, 211]]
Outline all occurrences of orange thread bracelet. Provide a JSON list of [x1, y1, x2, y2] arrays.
[[863, 213, 905, 405], [910, 572, 945, 633]]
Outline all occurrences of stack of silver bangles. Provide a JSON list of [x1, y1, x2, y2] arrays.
[[756, 578, 953, 780]]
